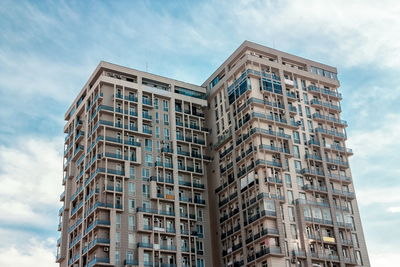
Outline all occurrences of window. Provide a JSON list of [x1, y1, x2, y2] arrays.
[[297, 176, 304, 187], [128, 233, 134, 248], [352, 233, 359, 247], [285, 174, 292, 188], [307, 120, 313, 132], [293, 145, 300, 158], [294, 160, 302, 171], [145, 139, 152, 151], [155, 126, 160, 138], [288, 207, 295, 222], [197, 259, 205, 267], [290, 224, 298, 239], [115, 250, 120, 265], [293, 131, 300, 144], [154, 98, 159, 109], [145, 154, 153, 166], [163, 100, 169, 111], [129, 165, 135, 178], [128, 216, 135, 229], [128, 182, 135, 195], [128, 199, 135, 212], [164, 128, 170, 140], [115, 232, 121, 247], [356, 251, 363, 265], [126, 251, 134, 262], [163, 114, 169, 124], [287, 190, 294, 204], [116, 214, 121, 229], [305, 106, 311, 118], [196, 241, 203, 251], [142, 184, 149, 197], [142, 168, 150, 179]]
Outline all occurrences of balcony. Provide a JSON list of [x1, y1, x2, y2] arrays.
[[307, 85, 342, 99], [142, 97, 153, 106], [150, 176, 174, 184], [310, 98, 341, 111], [315, 127, 346, 139], [332, 189, 356, 198], [245, 228, 279, 244], [142, 113, 153, 120], [87, 257, 110, 267], [300, 168, 324, 176], [247, 247, 282, 262], [259, 144, 290, 154], [84, 220, 110, 235], [325, 157, 349, 167], [304, 216, 333, 225], [137, 207, 175, 217], [125, 95, 138, 102], [142, 127, 152, 135], [305, 153, 322, 161], [302, 184, 328, 192], [313, 113, 347, 126]]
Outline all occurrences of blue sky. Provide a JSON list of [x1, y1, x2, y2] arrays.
[[0, 0, 399, 266]]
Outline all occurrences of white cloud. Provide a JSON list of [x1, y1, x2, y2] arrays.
[[370, 252, 400, 267], [0, 237, 56, 267], [357, 186, 400, 206], [387, 206, 400, 213], [0, 136, 63, 227], [347, 113, 400, 159]]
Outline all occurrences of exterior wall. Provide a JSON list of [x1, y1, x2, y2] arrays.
[[58, 41, 370, 267]]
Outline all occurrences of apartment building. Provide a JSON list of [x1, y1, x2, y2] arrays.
[[57, 63, 212, 267], [203, 42, 369, 267], [57, 41, 370, 267]]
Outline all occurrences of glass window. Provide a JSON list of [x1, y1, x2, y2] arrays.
[[129, 199, 135, 212], [288, 207, 295, 221], [115, 250, 120, 265], [287, 190, 294, 204], [128, 182, 135, 195], [285, 174, 292, 188], [128, 233, 134, 248], [293, 145, 300, 158], [294, 160, 302, 171], [128, 216, 135, 229], [297, 176, 304, 187], [356, 251, 363, 265], [164, 128, 170, 140], [290, 224, 297, 239], [163, 100, 169, 111], [115, 232, 121, 247], [145, 139, 152, 151], [129, 165, 135, 178]]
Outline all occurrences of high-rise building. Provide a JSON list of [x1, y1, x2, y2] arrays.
[[57, 41, 370, 267]]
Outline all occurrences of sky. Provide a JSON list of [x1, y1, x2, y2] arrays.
[[0, 0, 399, 266]]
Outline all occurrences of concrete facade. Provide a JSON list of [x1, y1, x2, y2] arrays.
[[57, 41, 370, 267]]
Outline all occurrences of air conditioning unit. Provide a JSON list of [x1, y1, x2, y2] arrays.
[[104, 247, 109, 252], [331, 166, 337, 170]]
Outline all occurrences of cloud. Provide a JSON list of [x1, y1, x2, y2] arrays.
[[387, 207, 400, 213], [0, 136, 63, 228], [0, 237, 56, 267], [370, 252, 400, 267]]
